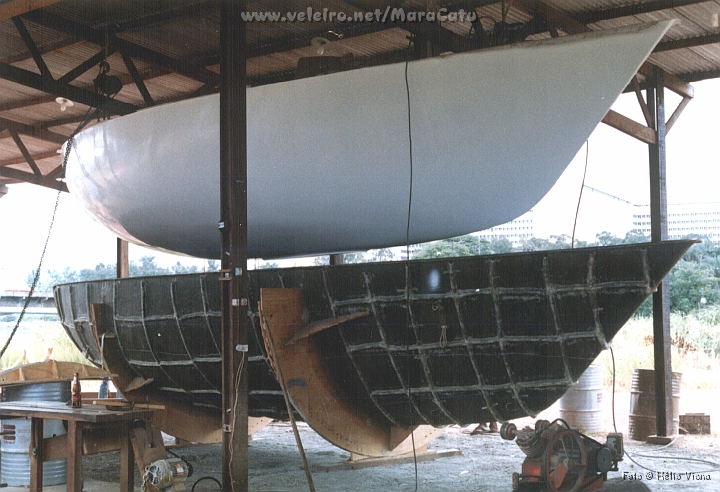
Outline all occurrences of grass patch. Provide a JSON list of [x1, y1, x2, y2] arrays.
[[0, 319, 85, 370], [596, 309, 720, 391]]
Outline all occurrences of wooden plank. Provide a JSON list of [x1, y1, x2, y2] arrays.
[[314, 449, 462, 472], [120, 422, 135, 492], [30, 417, 43, 492], [219, 2, 249, 490], [117, 239, 129, 278], [632, 76, 654, 127], [67, 421, 83, 492], [666, 95, 691, 133], [647, 68, 674, 438], [130, 424, 166, 471], [43, 434, 68, 462], [0, 164, 68, 192], [0, 360, 112, 385], [0, 401, 155, 423], [259, 288, 441, 458], [0, 0, 63, 21], [283, 311, 370, 346], [602, 109, 657, 145], [638, 62, 694, 99]]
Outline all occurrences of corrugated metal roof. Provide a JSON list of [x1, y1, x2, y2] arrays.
[[1, 0, 718, 188]]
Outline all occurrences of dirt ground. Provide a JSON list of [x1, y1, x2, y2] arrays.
[[75, 389, 720, 491]]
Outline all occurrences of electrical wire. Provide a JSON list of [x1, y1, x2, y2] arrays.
[[404, 37, 418, 492], [571, 141, 589, 249], [228, 350, 247, 492], [609, 346, 720, 475]]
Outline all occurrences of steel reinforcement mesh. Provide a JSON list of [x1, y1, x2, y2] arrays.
[[54, 240, 693, 426]]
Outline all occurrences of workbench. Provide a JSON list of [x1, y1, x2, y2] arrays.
[[0, 401, 156, 492]]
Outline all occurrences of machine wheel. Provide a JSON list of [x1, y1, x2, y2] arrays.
[[512, 472, 520, 490], [500, 422, 517, 440], [542, 429, 588, 492]]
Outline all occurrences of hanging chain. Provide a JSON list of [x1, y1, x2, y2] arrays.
[[0, 109, 97, 361]]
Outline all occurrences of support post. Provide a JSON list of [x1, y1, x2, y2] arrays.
[[116, 238, 129, 278], [648, 66, 674, 438], [220, 1, 248, 491]]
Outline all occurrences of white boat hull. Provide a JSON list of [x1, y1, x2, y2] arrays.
[[66, 21, 672, 259]]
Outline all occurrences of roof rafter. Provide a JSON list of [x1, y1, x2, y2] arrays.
[[0, 60, 138, 115], [23, 10, 220, 87], [577, 0, 708, 25], [0, 164, 67, 192]]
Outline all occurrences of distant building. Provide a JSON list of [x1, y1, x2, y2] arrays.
[[632, 202, 720, 240], [477, 187, 720, 243], [476, 211, 534, 247]]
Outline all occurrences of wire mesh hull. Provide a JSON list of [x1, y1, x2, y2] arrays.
[[54, 241, 692, 427]]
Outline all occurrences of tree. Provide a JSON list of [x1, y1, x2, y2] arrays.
[[414, 235, 481, 259], [622, 229, 650, 244], [595, 231, 622, 246], [668, 260, 720, 313]]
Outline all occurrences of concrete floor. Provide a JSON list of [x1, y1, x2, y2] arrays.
[[4, 391, 718, 491]]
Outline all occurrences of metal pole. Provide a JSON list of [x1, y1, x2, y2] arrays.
[[220, 1, 248, 490], [648, 66, 673, 437]]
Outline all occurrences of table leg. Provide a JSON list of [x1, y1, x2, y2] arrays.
[[120, 422, 134, 492], [66, 421, 83, 492], [29, 417, 43, 492]]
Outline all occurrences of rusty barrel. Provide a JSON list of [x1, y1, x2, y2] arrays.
[[628, 369, 681, 441], [559, 365, 604, 433]]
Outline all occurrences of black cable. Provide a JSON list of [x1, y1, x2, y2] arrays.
[[609, 346, 720, 474], [404, 37, 418, 492], [610, 345, 617, 434], [571, 141, 589, 249], [191, 476, 222, 491]]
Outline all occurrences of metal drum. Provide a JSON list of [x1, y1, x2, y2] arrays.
[[559, 364, 604, 433], [628, 369, 681, 441], [1, 381, 70, 486]]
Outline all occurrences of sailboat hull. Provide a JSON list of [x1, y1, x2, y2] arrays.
[[55, 241, 692, 448], [65, 22, 672, 259]]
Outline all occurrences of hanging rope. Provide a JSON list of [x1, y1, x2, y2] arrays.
[[571, 141, 589, 248]]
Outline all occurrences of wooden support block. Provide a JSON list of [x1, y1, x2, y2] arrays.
[[680, 413, 710, 434], [30, 417, 43, 492], [314, 449, 462, 472], [121, 422, 135, 492], [67, 420, 84, 492], [130, 423, 167, 471], [647, 435, 674, 445]]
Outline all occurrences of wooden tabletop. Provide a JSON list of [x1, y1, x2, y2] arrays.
[[0, 401, 155, 422]]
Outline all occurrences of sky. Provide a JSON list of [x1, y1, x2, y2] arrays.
[[0, 78, 718, 292]]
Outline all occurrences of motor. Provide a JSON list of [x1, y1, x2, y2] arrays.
[[141, 458, 189, 492], [501, 419, 624, 492]]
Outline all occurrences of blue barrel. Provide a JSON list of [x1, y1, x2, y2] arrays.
[[1, 381, 69, 486]]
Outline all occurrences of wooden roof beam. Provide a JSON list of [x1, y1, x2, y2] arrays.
[[638, 62, 694, 98], [23, 10, 220, 87], [655, 33, 720, 53], [0, 61, 138, 115], [0, 116, 69, 145], [9, 129, 42, 175], [0, 165, 67, 192], [514, 0, 589, 35], [0, 150, 59, 167], [578, 0, 707, 25], [0, 0, 63, 21]]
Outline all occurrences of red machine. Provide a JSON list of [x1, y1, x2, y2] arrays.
[[501, 419, 624, 492]]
